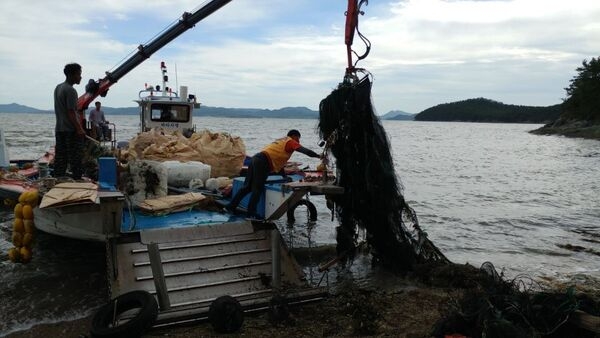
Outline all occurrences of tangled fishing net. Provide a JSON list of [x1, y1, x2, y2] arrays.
[[318, 75, 448, 271], [317, 75, 599, 336], [423, 261, 600, 337]]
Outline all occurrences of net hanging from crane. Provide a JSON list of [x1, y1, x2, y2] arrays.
[[317, 75, 449, 271], [316, 0, 447, 271]]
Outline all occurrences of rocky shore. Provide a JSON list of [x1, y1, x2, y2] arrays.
[[530, 119, 600, 140]]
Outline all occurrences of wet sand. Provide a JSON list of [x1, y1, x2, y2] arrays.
[[5, 282, 457, 338], [7, 270, 599, 338]]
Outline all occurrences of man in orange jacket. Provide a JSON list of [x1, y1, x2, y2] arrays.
[[226, 129, 321, 219]]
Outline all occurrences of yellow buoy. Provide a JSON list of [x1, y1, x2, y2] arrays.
[[23, 233, 34, 247], [23, 190, 39, 206], [8, 247, 20, 262], [12, 232, 23, 247], [14, 203, 23, 218], [19, 247, 32, 263], [13, 218, 24, 233], [23, 219, 35, 234], [22, 205, 33, 220]]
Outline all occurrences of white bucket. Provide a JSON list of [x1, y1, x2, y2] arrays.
[[38, 162, 49, 178]]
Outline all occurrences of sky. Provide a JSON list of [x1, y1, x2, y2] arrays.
[[0, 0, 599, 115]]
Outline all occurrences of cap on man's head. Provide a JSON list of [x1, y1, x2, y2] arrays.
[[287, 129, 301, 138]]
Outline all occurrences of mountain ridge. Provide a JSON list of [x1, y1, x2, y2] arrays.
[[1, 99, 562, 123], [0, 103, 412, 120]]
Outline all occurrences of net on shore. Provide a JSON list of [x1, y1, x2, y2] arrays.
[[317, 75, 448, 271]]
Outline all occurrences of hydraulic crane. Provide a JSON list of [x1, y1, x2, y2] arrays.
[[77, 0, 231, 112]]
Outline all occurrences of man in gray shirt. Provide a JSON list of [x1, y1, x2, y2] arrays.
[[89, 101, 109, 140], [53, 63, 85, 180]]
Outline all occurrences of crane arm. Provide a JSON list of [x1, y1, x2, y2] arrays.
[[344, 0, 370, 77], [77, 0, 231, 111]]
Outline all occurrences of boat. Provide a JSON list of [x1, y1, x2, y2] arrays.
[[0, 145, 54, 205], [27, 64, 341, 333], [7, 1, 343, 334]]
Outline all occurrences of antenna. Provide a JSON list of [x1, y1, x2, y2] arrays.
[[175, 63, 179, 97]]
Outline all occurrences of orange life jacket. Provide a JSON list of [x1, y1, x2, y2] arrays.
[[261, 137, 295, 172]]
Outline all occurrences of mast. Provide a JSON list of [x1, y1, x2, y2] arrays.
[[78, 0, 231, 111]]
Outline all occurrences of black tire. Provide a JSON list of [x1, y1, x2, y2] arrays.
[[286, 199, 317, 223], [208, 295, 244, 333], [269, 295, 290, 323], [90, 290, 159, 338]]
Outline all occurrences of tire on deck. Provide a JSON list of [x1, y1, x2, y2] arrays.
[[90, 290, 159, 338], [286, 199, 317, 223], [208, 295, 244, 333]]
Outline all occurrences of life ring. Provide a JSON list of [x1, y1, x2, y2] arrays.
[[287, 199, 317, 223], [90, 290, 158, 338]]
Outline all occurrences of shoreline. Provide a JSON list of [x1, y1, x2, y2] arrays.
[[5, 265, 600, 338], [530, 120, 600, 140], [2, 281, 461, 338]]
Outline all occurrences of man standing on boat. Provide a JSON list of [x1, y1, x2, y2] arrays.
[[226, 129, 321, 219], [89, 101, 109, 141], [53, 63, 85, 180]]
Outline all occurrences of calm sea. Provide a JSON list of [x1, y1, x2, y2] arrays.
[[1, 112, 599, 335]]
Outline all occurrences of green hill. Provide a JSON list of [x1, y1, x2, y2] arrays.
[[531, 56, 600, 140], [414, 98, 561, 123]]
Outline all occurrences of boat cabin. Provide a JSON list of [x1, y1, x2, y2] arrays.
[[136, 86, 199, 136], [135, 61, 199, 136]]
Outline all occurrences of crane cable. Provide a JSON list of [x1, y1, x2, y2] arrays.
[[344, 0, 371, 83]]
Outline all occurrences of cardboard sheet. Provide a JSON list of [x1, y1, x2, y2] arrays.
[[39, 182, 98, 208], [137, 192, 206, 214]]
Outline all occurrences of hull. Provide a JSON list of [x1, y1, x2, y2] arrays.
[[33, 203, 106, 242], [0, 181, 28, 201]]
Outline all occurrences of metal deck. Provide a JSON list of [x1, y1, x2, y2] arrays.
[[107, 220, 327, 325]]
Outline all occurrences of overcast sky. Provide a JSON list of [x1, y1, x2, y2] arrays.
[[0, 0, 598, 115]]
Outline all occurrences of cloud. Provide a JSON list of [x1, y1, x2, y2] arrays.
[[0, 0, 599, 114]]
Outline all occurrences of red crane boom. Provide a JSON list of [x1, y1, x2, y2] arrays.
[[77, 0, 231, 112]]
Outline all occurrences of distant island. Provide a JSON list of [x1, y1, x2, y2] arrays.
[[1, 100, 564, 123], [0, 103, 323, 119], [379, 110, 414, 120], [414, 98, 561, 123]]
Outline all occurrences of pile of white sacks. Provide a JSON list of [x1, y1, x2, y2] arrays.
[[122, 128, 243, 205]]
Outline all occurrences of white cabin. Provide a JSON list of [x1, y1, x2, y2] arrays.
[[135, 63, 199, 136]]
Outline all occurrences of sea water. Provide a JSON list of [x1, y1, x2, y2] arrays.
[[0, 112, 599, 335]]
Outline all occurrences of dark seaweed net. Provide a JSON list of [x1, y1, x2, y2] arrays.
[[317, 75, 598, 336], [427, 262, 598, 338], [317, 75, 449, 271]]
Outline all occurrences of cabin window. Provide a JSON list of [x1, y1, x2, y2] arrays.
[[150, 104, 190, 122]]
